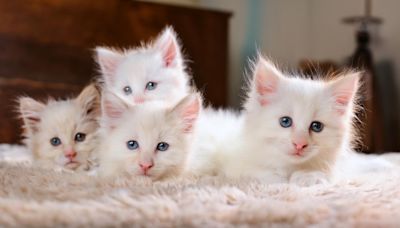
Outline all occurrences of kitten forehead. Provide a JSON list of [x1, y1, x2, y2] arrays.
[[117, 51, 162, 76], [39, 100, 91, 131]]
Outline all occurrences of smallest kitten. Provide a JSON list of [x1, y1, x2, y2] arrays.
[[18, 84, 100, 171], [98, 91, 201, 180]]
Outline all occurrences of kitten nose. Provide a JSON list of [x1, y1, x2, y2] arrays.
[[64, 150, 77, 159], [139, 162, 154, 173], [134, 97, 145, 104], [293, 142, 308, 150]]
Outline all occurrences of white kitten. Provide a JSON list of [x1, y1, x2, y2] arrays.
[[18, 84, 100, 171], [95, 26, 190, 107], [98, 91, 201, 180], [189, 56, 360, 185], [240, 56, 360, 185]]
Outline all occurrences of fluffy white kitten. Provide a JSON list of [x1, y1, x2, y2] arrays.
[[241, 56, 360, 185], [18, 84, 100, 171], [189, 56, 360, 185], [95, 26, 190, 107], [98, 91, 201, 180]]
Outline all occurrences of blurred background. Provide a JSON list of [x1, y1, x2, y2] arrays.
[[0, 0, 399, 153]]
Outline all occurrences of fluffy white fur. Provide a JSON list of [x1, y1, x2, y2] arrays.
[[95, 26, 190, 107], [189, 56, 364, 185], [242, 56, 361, 185], [18, 84, 100, 171], [98, 91, 201, 180], [186, 108, 244, 176]]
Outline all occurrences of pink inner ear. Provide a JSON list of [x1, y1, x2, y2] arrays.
[[104, 100, 123, 119], [103, 60, 118, 74], [255, 69, 278, 107], [97, 49, 123, 83], [163, 38, 177, 67], [256, 78, 276, 96], [336, 94, 350, 106], [27, 116, 40, 123], [335, 94, 352, 115], [23, 110, 41, 125], [254, 62, 278, 96], [181, 99, 200, 133]]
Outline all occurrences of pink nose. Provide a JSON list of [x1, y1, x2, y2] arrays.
[[293, 142, 308, 151], [65, 150, 77, 159], [139, 162, 154, 173], [134, 97, 145, 104]]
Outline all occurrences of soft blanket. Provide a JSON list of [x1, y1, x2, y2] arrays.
[[0, 144, 399, 227]]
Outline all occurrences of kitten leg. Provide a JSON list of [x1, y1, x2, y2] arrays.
[[289, 170, 330, 187]]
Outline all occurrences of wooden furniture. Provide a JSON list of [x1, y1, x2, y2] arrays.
[[0, 0, 230, 144]]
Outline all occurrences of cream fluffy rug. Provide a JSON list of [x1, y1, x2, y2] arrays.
[[1, 144, 400, 227]]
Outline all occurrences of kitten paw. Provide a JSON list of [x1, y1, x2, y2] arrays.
[[289, 171, 329, 187]]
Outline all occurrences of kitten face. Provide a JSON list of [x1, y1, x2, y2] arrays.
[[19, 84, 100, 170], [96, 27, 189, 107], [244, 57, 359, 165], [99, 92, 200, 180]]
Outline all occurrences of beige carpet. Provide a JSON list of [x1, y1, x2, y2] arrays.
[[1, 145, 400, 227]]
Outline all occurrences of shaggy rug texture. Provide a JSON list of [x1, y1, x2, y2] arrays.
[[1, 144, 400, 227]]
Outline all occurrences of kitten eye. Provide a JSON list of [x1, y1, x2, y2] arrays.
[[156, 142, 169, 152], [50, 137, 61, 146], [123, 86, 132, 95], [310, 121, 324, 133], [127, 140, 139, 150], [279, 116, 292, 128], [74, 132, 86, 142], [145, 81, 157, 91]]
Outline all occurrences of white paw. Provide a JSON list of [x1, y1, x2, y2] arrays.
[[290, 171, 329, 187]]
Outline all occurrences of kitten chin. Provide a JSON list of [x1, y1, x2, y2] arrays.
[[95, 26, 191, 108], [18, 84, 101, 171], [98, 91, 201, 180]]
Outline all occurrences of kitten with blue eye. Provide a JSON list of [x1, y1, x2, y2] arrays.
[[189, 56, 361, 186], [18, 84, 100, 171], [98, 90, 201, 180], [236, 56, 360, 185], [95, 26, 190, 107]]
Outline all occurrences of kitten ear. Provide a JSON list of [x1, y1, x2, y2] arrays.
[[329, 72, 360, 115], [252, 56, 282, 106], [169, 93, 201, 133], [76, 84, 101, 118], [18, 97, 46, 132], [95, 47, 124, 83], [101, 91, 128, 128], [154, 27, 182, 68]]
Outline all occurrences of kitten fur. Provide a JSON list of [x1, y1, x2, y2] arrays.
[[241, 56, 360, 185], [95, 26, 190, 107], [188, 56, 361, 186], [18, 84, 100, 171], [98, 91, 201, 180]]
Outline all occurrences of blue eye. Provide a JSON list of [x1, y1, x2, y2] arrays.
[[145, 82, 157, 90], [279, 116, 292, 128], [127, 140, 139, 150], [74, 132, 86, 142], [123, 86, 132, 95], [310, 121, 324, 133], [50, 137, 61, 146], [156, 142, 169, 152]]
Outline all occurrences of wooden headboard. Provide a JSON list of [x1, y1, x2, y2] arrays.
[[0, 0, 230, 144]]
